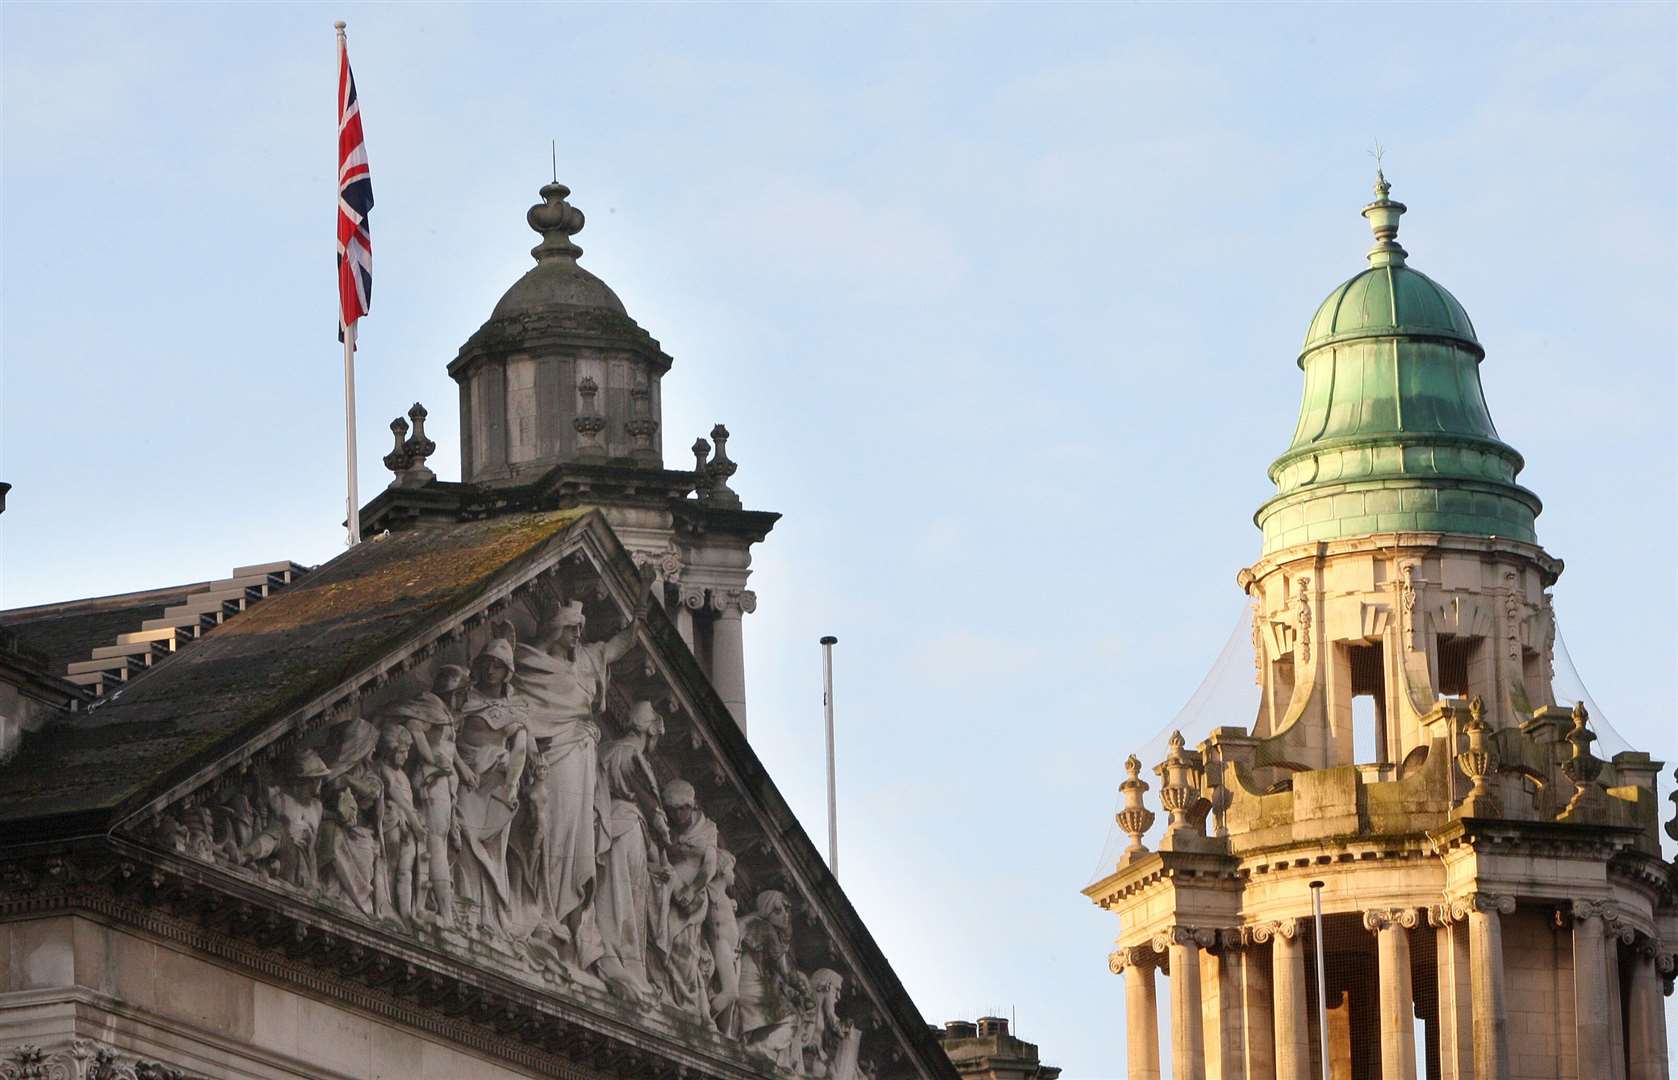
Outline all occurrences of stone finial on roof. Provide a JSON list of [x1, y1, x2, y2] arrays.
[[1361, 166, 1408, 268], [384, 403, 437, 488], [1559, 702, 1606, 821], [1115, 753, 1156, 867], [693, 425, 741, 509], [528, 181, 585, 264], [574, 376, 606, 460]]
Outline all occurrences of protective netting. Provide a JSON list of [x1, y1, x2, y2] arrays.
[[1088, 604, 1260, 884], [1548, 608, 1632, 757], [1086, 599, 1678, 882]]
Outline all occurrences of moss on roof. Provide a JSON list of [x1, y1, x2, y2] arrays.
[[0, 510, 593, 834]]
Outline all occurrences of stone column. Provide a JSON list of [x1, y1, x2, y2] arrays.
[[1113, 946, 1162, 1080], [1624, 941, 1668, 1080], [1202, 932, 1247, 1080], [1240, 932, 1276, 1080], [1462, 893, 1514, 1080], [1429, 906, 1472, 1080], [1363, 909, 1419, 1080], [1570, 900, 1612, 1077], [709, 590, 753, 734], [1157, 927, 1211, 1080], [1265, 920, 1309, 1080]]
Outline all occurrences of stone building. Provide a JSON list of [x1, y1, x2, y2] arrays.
[[0, 181, 958, 1080], [934, 1017, 1058, 1080], [1083, 176, 1677, 1080]]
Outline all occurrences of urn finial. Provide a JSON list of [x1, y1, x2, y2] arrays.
[[527, 181, 585, 264], [1361, 157, 1408, 268]]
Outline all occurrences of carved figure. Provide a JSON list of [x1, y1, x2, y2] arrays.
[[803, 968, 862, 1079], [705, 848, 742, 1031], [453, 639, 531, 933], [593, 700, 672, 1002], [385, 666, 474, 925], [659, 777, 719, 1017], [735, 889, 805, 1068], [240, 749, 329, 890], [321, 717, 388, 917], [376, 724, 426, 922], [509, 596, 636, 951]]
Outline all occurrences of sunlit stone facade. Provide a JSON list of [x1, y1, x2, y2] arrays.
[[1085, 177, 1676, 1080]]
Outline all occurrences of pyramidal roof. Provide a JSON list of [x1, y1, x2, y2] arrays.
[[1254, 173, 1542, 554]]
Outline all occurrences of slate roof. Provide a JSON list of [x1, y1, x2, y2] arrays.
[[0, 510, 593, 840], [0, 581, 207, 677]]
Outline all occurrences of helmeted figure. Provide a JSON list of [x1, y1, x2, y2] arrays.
[[240, 749, 330, 891], [453, 638, 531, 933], [509, 598, 637, 955]]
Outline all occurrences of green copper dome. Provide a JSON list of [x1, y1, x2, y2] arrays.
[[1255, 174, 1541, 554]]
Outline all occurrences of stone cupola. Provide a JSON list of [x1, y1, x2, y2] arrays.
[[448, 181, 672, 484]]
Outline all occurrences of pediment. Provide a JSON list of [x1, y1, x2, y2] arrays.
[[72, 510, 945, 1080]]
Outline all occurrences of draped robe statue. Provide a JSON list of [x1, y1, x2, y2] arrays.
[[452, 639, 531, 934], [735, 890, 805, 1067], [508, 600, 636, 958], [659, 778, 719, 1018], [321, 717, 387, 918], [592, 700, 671, 1001]]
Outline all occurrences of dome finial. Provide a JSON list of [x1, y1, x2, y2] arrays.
[[1361, 145, 1407, 268], [527, 180, 585, 264]]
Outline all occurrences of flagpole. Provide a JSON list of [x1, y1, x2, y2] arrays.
[[336, 19, 360, 547], [343, 321, 361, 546]]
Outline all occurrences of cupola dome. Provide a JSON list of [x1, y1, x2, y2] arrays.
[[1254, 173, 1542, 554], [488, 181, 628, 319]]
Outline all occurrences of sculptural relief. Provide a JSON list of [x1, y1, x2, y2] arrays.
[[124, 567, 875, 1078]]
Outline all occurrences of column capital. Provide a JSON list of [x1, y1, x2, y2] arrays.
[[1151, 925, 1217, 953], [1109, 944, 1160, 975], [1450, 892, 1515, 919], [1247, 918, 1300, 944], [1361, 906, 1420, 932]]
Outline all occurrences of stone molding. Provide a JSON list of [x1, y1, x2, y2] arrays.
[[1361, 907, 1420, 933], [0, 1039, 199, 1080]]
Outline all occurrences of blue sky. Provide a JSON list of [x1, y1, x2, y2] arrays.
[[2, 3, 1673, 1075]]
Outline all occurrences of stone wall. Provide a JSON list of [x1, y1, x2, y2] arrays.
[[0, 915, 562, 1079]]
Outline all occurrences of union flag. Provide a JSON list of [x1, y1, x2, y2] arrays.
[[336, 28, 372, 340]]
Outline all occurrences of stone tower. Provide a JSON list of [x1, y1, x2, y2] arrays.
[[1084, 176, 1676, 1080], [363, 181, 779, 732]]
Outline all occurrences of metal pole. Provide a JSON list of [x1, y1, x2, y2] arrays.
[[343, 321, 361, 546], [820, 635, 838, 876], [1310, 880, 1330, 1080]]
